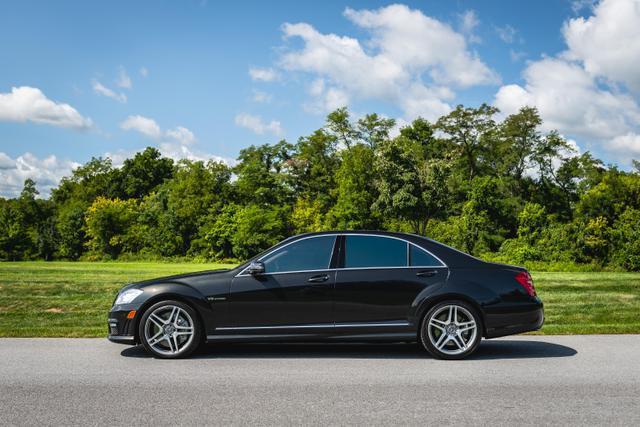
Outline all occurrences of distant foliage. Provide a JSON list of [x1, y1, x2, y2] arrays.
[[2, 107, 640, 270]]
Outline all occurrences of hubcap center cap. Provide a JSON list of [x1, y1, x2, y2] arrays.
[[445, 323, 458, 335], [163, 324, 176, 335]]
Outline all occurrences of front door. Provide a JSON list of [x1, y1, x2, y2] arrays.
[[229, 235, 338, 328]]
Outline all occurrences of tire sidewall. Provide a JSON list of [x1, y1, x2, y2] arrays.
[[139, 299, 202, 359], [420, 300, 483, 360]]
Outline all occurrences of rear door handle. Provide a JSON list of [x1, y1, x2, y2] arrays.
[[416, 269, 438, 278], [308, 274, 330, 283]]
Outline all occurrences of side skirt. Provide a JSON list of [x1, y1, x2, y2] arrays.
[[206, 321, 417, 344]]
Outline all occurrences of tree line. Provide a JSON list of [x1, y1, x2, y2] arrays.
[[1, 105, 639, 270]]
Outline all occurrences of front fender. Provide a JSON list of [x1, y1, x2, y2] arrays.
[[123, 281, 216, 340]]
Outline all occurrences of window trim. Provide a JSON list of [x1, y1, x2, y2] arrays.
[[236, 234, 340, 277], [235, 233, 447, 277], [342, 234, 446, 269]]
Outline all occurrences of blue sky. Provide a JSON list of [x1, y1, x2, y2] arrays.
[[2, 0, 640, 197]]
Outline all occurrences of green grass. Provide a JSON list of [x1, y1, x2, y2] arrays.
[[0, 262, 234, 337], [0, 262, 639, 336]]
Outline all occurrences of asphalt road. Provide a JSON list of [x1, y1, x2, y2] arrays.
[[0, 336, 638, 426]]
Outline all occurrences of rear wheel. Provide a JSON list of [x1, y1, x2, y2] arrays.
[[139, 300, 202, 359], [420, 300, 482, 360]]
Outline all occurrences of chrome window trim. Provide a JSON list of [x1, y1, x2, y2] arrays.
[[235, 233, 447, 278], [236, 234, 339, 277], [343, 234, 447, 269]]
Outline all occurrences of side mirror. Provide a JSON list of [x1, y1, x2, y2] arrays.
[[247, 261, 265, 275]]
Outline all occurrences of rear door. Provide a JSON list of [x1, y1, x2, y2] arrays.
[[333, 235, 447, 325]]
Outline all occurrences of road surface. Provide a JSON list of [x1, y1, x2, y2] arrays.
[[0, 336, 638, 425]]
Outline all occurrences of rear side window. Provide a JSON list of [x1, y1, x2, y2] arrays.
[[261, 236, 336, 273], [410, 245, 444, 267], [345, 236, 407, 268]]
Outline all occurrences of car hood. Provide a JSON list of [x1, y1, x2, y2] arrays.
[[129, 268, 233, 288]]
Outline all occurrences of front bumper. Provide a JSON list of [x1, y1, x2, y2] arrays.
[[107, 304, 141, 345]]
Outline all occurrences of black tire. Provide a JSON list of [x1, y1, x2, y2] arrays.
[[139, 300, 202, 359], [420, 300, 483, 360]]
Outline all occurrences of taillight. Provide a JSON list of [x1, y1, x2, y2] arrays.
[[515, 271, 536, 297]]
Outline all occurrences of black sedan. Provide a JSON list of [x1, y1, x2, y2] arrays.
[[108, 231, 543, 359]]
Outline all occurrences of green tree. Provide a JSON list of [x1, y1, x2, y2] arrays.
[[288, 129, 338, 210], [436, 103, 499, 179], [234, 141, 293, 205], [357, 113, 395, 149], [0, 198, 30, 260], [329, 144, 379, 230], [231, 204, 289, 259], [84, 197, 141, 258], [325, 107, 359, 149], [117, 147, 174, 199], [373, 137, 453, 234]]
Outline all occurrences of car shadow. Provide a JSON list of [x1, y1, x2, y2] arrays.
[[120, 339, 577, 360]]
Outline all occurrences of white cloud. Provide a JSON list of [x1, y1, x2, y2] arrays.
[[277, 4, 498, 120], [495, 25, 517, 43], [249, 67, 279, 82], [116, 66, 132, 89], [120, 115, 162, 138], [495, 57, 640, 141], [509, 49, 526, 62], [165, 126, 195, 145], [139, 67, 149, 78], [459, 10, 481, 43], [120, 115, 198, 146], [252, 90, 272, 103], [494, 0, 640, 164], [92, 79, 127, 103], [563, 0, 640, 92], [571, 0, 597, 14], [116, 114, 232, 166], [0, 86, 92, 130], [0, 151, 80, 198], [610, 133, 640, 156], [234, 113, 283, 136]]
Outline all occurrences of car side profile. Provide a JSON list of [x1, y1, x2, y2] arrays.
[[108, 231, 544, 359]]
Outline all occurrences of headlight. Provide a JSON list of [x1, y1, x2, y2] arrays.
[[115, 289, 143, 305]]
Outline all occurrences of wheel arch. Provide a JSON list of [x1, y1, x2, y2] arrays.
[[133, 287, 210, 344], [415, 293, 488, 338]]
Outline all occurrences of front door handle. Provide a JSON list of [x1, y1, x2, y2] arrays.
[[416, 269, 438, 278], [308, 274, 330, 283]]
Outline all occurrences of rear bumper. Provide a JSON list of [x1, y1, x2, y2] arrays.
[[485, 300, 544, 339]]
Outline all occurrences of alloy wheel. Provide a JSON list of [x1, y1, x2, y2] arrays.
[[426, 304, 478, 356], [144, 305, 195, 356]]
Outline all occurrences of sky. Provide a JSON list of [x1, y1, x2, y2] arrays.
[[1, 0, 640, 197]]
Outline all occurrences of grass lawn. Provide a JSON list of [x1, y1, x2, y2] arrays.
[[0, 262, 639, 337]]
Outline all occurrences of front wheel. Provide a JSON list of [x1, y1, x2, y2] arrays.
[[420, 300, 482, 360], [139, 300, 202, 359]]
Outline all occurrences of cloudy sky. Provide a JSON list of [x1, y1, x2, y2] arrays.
[[1, 0, 640, 197]]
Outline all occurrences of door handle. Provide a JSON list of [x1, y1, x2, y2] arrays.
[[416, 269, 438, 277], [308, 274, 330, 283]]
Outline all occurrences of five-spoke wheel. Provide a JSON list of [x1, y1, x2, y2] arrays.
[[420, 301, 482, 359], [139, 300, 201, 358]]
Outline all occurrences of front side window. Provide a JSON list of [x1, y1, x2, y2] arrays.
[[261, 236, 336, 274], [344, 236, 407, 268]]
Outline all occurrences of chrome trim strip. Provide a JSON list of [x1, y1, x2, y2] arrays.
[[107, 335, 135, 342], [235, 233, 447, 278], [215, 321, 410, 331]]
